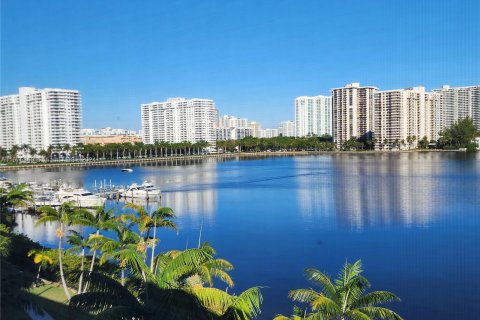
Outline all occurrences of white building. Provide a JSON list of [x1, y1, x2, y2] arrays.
[[0, 87, 81, 151], [332, 83, 378, 147], [295, 95, 332, 137], [141, 98, 218, 144], [278, 120, 295, 137], [259, 128, 279, 138], [432, 85, 480, 136], [216, 115, 253, 140], [374, 87, 436, 149]]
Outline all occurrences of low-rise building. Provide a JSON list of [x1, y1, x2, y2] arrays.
[[80, 135, 142, 145]]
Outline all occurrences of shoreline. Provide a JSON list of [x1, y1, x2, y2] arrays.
[[0, 149, 463, 171]]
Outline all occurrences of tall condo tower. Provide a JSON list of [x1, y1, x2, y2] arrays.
[[295, 95, 332, 137], [141, 98, 218, 144], [331, 83, 378, 147], [374, 87, 437, 149], [432, 85, 480, 137], [0, 87, 81, 150]]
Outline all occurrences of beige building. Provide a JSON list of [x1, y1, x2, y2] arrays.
[[374, 87, 436, 149], [80, 135, 142, 145], [332, 83, 378, 147]]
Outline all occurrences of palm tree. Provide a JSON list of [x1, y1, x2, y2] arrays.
[[34, 202, 90, 300], [66, 230, 90, 293], [5, 183, 33, 212], [123, 203, 178, 272], [285, 260, 403, 320], [86, 206, 118, 274], [28, 249, 54, 281], [97, 225, 149, 286]]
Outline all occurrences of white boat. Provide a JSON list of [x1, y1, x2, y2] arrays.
[[121, 168, 133, 173], [34, 194, 61, 207], [120, 182, 161, 199], [56, 188, 106, 208]]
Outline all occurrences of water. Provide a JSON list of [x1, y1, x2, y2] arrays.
[[6, 152, 480, 319]]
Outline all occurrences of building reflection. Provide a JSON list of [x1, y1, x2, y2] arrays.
[[14, 213, 85, 247], [295, 153, 444, 229]]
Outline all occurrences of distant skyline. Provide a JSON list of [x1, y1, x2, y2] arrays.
[[2, 0, 479, 130]]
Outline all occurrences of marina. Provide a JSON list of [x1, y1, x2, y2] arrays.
[[4, 152, 480, 319]]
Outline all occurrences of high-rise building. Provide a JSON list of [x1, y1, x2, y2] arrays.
[[295, 95, 332, 137], [278, 120, 295, 137], [432, 85, 480, 137], [374, 87, 436, 149], [0, 87, 81, 150], [332, 83, 378, 147], [141, 98, 218, 144], [249, 121, 262, 138], [216, 115, 253, 140]]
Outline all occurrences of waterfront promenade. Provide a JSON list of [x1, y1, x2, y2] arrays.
[[0, 149, 459, 171]]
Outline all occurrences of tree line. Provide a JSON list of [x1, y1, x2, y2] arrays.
[[1, 117, 477, 164], [1, 185, 403, 319]]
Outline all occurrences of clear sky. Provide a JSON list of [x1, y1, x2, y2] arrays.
[[2, 0, 479, 130]]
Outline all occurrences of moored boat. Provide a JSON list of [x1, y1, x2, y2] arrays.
[[119, 181, 161, 199], [55, 188, 106, 207]]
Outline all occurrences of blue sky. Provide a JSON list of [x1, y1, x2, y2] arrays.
[[2, 0, 479, 129]]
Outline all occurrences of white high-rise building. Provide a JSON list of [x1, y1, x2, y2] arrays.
[[141, 98, 218, 144], [0, 87, 81, 150], [295, 95, 332, 137], [278, 120, 295, 137], [432, 85, 480, 137], [374, 87, 437, 149], [332, 83, 378, 147], [216, 115, 253, 140]]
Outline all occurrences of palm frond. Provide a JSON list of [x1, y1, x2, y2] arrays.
[[357, 306, 404, 320], [352, 291, 401, 308], [289, 288, 320, 303], [223, 286, 263, 320], [304, 268, 337, 299]]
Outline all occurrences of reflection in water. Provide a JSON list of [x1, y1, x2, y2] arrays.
[[294, 156, 335, 228], [14, 213, 84, 246], [294, 153, 470, 229]]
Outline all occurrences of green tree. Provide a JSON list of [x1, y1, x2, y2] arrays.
[[35, 203, 91, 300], [438, 117, 479, 151], [283, 260, 403, 320], [66, 230, 90, 292]]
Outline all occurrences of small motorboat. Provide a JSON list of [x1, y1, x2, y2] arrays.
[[121, 168, 133, 173]]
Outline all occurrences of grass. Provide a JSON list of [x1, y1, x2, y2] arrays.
[[23, 282, 92, 320]]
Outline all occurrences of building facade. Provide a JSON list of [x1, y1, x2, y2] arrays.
[[216, 115, 253, 140], [80, 135, 142, 145], [141, 98, 218, 144], [249, 121, 262, 138], [0, 87, 81, 151], [295, 95, 332, 137], [331, 83, 378, 147], [279, 120, 295, 137], [374, 87, 436, 149], [432, 85, 480, 136]]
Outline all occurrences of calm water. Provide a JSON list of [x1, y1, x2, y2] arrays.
[[6, 152, 480, 319]]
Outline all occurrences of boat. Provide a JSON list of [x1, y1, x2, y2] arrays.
[[121, 168, 133, 172], [34, 194, 61, 207], [55, 188, 106, 207], [120, 181, 161, 199]]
